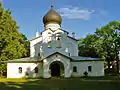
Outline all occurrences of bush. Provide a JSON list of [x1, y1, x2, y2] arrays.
[[84, 71, 88, 77]]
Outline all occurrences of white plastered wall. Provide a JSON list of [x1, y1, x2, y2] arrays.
[[30, 22, 78, 59], [71, 61, 104, 77], [30, 29, 78, 58], [7, 62, 43, 78], [30, 37, 42, 57]]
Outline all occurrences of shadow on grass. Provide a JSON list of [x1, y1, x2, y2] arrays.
[[0, 78, 120, 90]]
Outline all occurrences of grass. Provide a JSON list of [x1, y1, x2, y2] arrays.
[[0, 76, 120, 90]]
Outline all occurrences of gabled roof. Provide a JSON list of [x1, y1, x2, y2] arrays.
[[30, 28, 79, 42], [6, 52, 102, 63], [71, 56, 103, 61], [41, 52, 72, 60], [40, 28, 69, 34], [67, 36, 79, 41], [41, 52, 102, 61], [7, 57, 41, 63], [71, 56, 101, 60], [59, 28, 69, 34]]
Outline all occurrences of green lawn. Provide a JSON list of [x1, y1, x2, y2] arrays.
[[0, 76, 120, 90]]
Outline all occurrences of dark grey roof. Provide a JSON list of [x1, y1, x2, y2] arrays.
[[41, 52, 72, 60], [71, 56, 102, 61], [7, 57, 41, 63], [6, 53, 102, 63]]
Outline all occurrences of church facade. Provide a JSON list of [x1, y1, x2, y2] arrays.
[[7, 5, 104, 78]]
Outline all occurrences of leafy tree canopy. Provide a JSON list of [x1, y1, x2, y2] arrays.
[[0, 2, 30, 76], [78, 21, 120, 73]]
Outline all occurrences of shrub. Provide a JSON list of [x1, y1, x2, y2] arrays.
[[84, 71, 88, 77]]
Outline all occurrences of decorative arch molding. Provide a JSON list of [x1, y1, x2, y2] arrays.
[[43, 53, 71, 78], [49, 58, 67, 68]]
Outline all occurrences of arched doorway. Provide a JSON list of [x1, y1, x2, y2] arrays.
[[49, 61, 64, 77]]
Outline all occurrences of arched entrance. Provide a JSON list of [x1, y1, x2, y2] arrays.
[[49, 61, 64, 77]]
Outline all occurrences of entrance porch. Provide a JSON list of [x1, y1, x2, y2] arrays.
[[49, 61, 64, 77]]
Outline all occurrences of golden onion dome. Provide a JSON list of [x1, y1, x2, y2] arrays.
[[43, 5, 62, 25]]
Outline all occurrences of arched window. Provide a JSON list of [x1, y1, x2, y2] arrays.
[[68, 53, 70, 56], [18, 67, 22, 74], [38, 53, 40, 56], [34, 67, 38, 73], [88, 66, 92, 72], [73, 66, 77, 72], [56, 32, 62, 41], [57, 36, 61, 40], [56, 55, 58, 57]]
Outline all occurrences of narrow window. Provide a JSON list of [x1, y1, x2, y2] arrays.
[[38, 53, 40, 56], [73, 66, 77, 72], [18, 67, 22, 74], [34, 67, 38, 73], [68, 53, 70, 56], [57, 36, 61, 40], [56, 55, 58, 57], [88, 66, 92, 72]]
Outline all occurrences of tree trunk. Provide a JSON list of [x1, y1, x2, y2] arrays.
[[116, 55, 119, 74], [108, 59, 111, 70], [106, 56, 111, 73], [115, 42, 119, 74]]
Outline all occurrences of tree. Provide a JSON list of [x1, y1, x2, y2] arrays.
[[78, 34, 100, 58], [108, 21, 120, 74], [0, 2, 29, 76], [78, 21, 120, 74], [96, 21, 120, 74]]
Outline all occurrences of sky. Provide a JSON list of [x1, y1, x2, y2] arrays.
[[2, 0, 120, 39]]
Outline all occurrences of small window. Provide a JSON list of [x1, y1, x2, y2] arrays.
[[48, 32, 51, 34], [38, 53, 40, 56], [56, 55, 58, 57], [68, 53, 70, 56], [88, 66, 92, 72], [18, 67, 22, 74], [73, 66, 77, 72], [56, 35, 61, 41], [57, 37, 61, 40], [34, 67, 38, 73]]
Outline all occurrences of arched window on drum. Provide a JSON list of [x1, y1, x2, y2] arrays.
[[34, 67, 39, 73]]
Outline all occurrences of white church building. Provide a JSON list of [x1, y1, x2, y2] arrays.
[[7, 5, 104, 78]]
